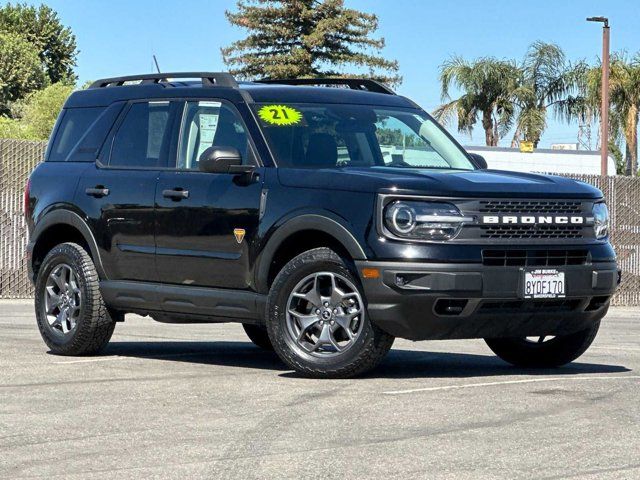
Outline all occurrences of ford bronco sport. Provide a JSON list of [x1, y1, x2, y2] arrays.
[[25, 73, 619, 378]]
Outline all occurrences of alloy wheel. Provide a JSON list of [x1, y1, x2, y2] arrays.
[[43, 263, 81, 335], [286, 271, 364, 357]]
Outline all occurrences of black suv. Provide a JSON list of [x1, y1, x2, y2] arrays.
[[26, 72, 619, 378]]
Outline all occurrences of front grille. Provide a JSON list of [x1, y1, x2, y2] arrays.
[[478, 200, 582, 214], [478, 299, 581, 314], [449, 198, 594, 243], [480, 224, 583, 239], [482, 249, 589, 267]]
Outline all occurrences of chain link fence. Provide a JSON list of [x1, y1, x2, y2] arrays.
[[1, 138, 639, 304], [0, 139, 46, 298], [564, 174, 640, 305]]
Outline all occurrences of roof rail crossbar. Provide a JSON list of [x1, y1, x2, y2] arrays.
[[89, 72, 239, 89], [255, 78, 395, 95]]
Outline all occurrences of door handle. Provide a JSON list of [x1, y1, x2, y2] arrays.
[[162, 188, 189, 200], [85, 186, 110, 198]]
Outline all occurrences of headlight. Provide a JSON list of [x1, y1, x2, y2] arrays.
[[383, 200, 472, 241], [592, 202, 610, 239]]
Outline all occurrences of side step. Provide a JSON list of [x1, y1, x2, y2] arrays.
[[100, 280, 266, 323]]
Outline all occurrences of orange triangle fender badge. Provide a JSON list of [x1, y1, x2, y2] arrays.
[[233, 228, 246, 244]]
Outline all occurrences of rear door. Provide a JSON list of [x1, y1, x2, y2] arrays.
[[154, 100, 263, 289], [78, 100, 179, 282]]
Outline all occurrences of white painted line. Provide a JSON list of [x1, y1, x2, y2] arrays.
[[591, 346, 640, 352], [52, 356, 125, 364], [383, 375, 640, 395]]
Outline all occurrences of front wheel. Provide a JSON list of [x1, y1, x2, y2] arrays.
[[266, 248, 394, 378], [485, 321, 600, 368]]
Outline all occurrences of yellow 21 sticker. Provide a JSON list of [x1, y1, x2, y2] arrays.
[[258, 105, 302, 126]]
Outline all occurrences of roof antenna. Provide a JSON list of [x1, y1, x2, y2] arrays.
[[153, 55, 161, 74]]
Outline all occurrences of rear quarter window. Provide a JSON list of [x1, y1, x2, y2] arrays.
[[47, 107, 104, 162], [108, 101, 174, 168]]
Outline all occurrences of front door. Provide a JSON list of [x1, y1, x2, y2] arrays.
[[155, 100, 263, 289], [79, 100, 179, 282]]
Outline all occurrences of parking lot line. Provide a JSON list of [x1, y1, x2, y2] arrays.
[[383, 374, 640, 395]]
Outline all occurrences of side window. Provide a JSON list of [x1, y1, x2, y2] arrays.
[[66, 103, 125, 162], [48, 107, 104, 162], [177, 101, 249, 170], [109, 101, 172, 168]]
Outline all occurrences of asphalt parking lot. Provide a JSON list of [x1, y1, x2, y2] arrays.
[[1, 301, 638, 480]]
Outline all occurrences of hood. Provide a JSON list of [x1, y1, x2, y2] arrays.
[[277, 167, 603, 199]]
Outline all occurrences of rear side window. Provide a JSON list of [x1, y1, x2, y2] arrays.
[[64, 103, 125, 162], [48, 107, 104, 162], [109, 101, 173, 168]]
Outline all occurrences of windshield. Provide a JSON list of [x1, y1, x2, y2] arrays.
[[253, 103, 475, 170]]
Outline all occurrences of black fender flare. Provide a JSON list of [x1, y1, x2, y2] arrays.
[[254, 214, 367, 293], [28, 209, 107, 280]]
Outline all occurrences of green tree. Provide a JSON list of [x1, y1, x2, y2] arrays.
[[609, 139, 626, 175], [0, 31, 46, 115], [19, 82, 74, 139], [434, 56, 518, 146], [0, 3, 77, 84], [221, 0, 400, 86], [512, 41, 581, 147], [0, 115, 34, 139], [0, 82, 73, 140]]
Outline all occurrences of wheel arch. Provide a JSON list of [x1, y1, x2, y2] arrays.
[[255, 214, 367, 293], [29, 209, 106, 282]]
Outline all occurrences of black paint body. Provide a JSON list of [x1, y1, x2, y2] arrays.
[[25, 80, 619, 339]]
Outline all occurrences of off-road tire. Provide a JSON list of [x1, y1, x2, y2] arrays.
[[35, 242, 116, 355], [242, 324, 274, 350], [266, 247, 394, 378], [485, 321, 601, 368]]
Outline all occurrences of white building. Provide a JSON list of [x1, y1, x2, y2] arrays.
[[466, 146, 617, 176]]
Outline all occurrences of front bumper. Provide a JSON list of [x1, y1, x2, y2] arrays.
[[356, 260, 619, 341]]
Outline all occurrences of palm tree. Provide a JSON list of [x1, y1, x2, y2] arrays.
[[434, 56, 518, 146], [564, 53, 640, 175], [511, 41, 582, 147], [599, 55, 639, 175]]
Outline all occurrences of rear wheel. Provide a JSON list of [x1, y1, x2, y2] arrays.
[[485, 321, 600, 368], [34, 242, 116, 355], [266, 247, 394, 378], [242, 324, 273, 350]]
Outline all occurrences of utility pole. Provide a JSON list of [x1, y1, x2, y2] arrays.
[[587, 16, 610, 176]]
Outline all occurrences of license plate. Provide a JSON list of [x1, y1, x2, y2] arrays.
[[523, 269, 565, 299]]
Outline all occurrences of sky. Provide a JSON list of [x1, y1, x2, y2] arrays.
[[13, 0, 640, 148]]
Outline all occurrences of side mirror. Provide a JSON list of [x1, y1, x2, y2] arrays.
[[198, 146, 254, 174], [469, 153, 488, 169]]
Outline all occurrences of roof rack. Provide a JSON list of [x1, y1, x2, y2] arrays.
[[88, 72, 239, 89], [255, 78, 395, 95]]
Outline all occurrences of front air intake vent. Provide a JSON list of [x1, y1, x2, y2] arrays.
[[482, 249, 589, 267], [480, 225, 583, 240]]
